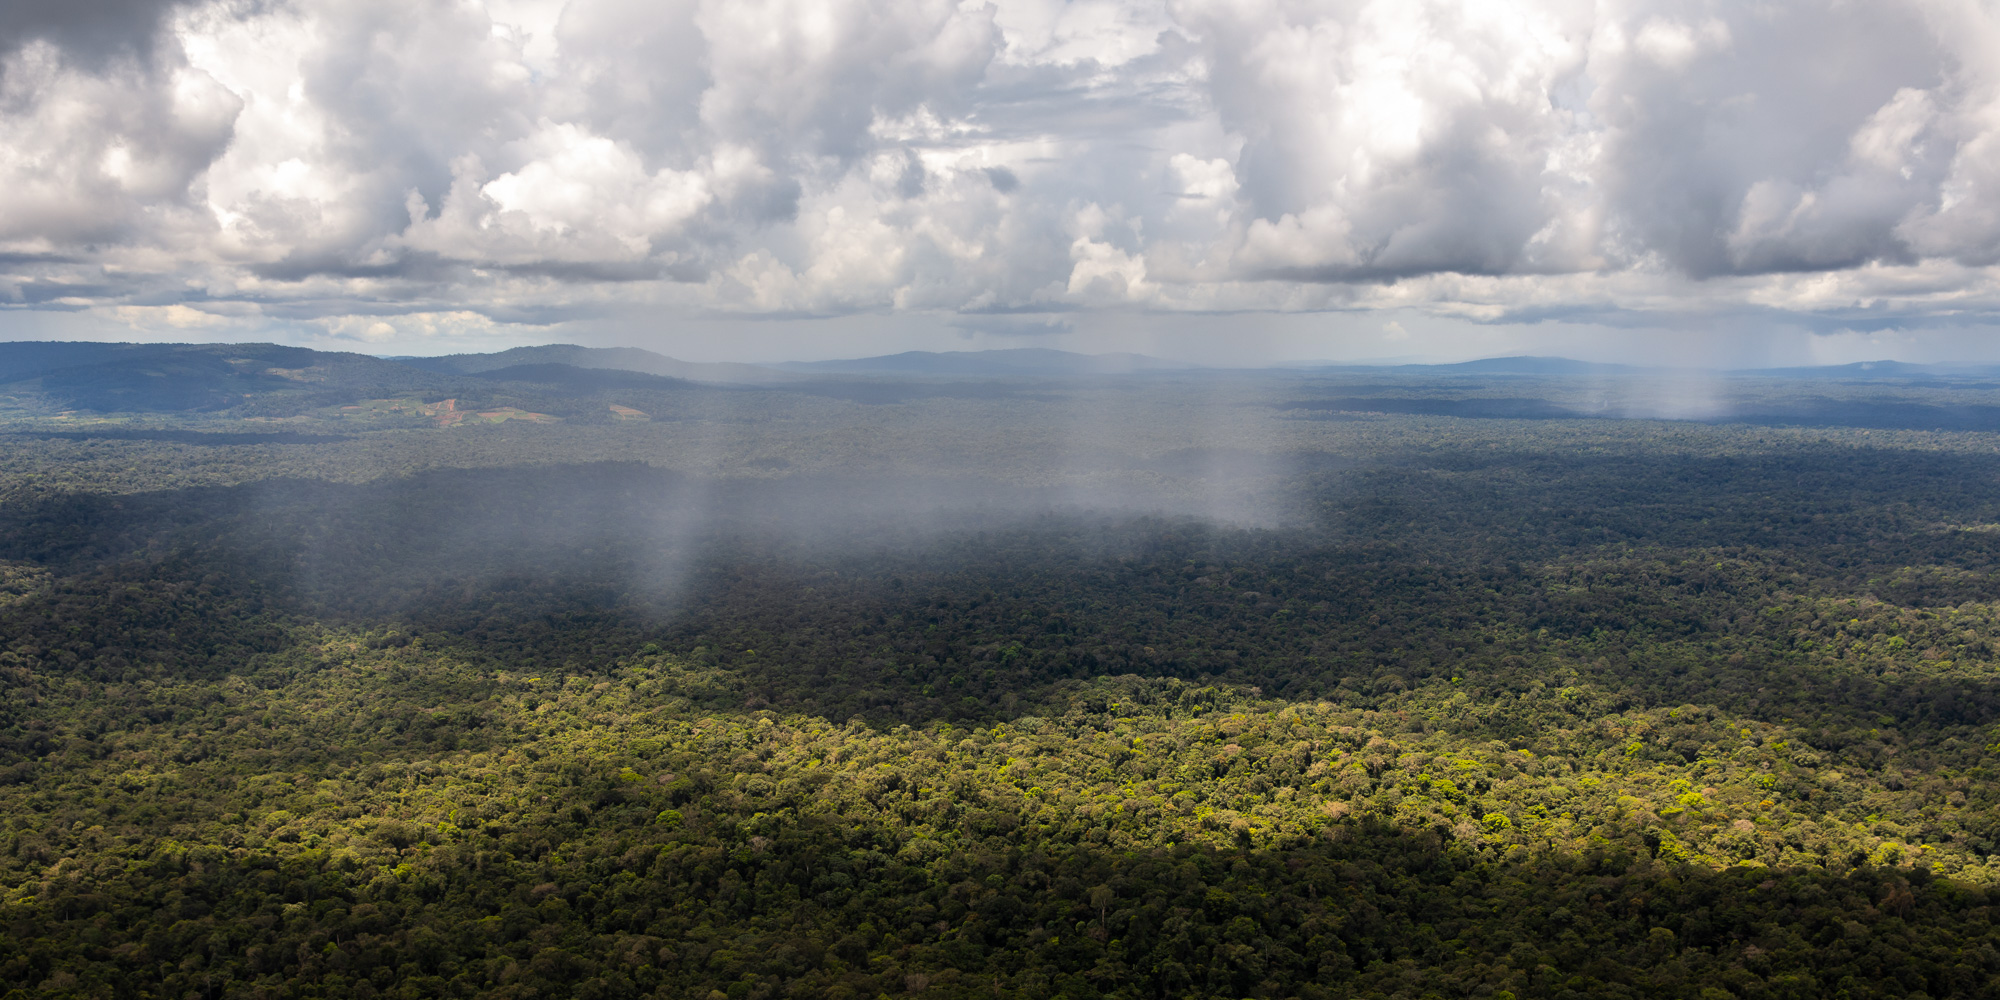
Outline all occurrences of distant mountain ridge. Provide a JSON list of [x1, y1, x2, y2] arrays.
[[462, 363, 698, 392], [1428, 356, 1650, 375], [1737, 360, 1986, 378], [0, 341, 184, 383], [395, 344, 795, 384], [1287, 354, 2000, 377], [5, 340, 1999, 420], [772, 347, 1195, 376], [0, 341, 450, 412]]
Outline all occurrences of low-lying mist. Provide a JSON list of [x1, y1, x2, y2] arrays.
[[0, 453, 1332, 623], [11, 368, 2000, 723]]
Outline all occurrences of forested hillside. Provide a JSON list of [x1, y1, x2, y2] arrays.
[[4, 360, 2000, 998]]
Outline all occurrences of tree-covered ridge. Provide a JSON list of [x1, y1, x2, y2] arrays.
[[4, 632, 2000, 1000]]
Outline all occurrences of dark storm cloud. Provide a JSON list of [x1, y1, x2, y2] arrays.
[[0, 0, 185, 65]]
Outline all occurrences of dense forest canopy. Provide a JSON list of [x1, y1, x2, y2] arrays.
[[5, 346, 2000, 999]]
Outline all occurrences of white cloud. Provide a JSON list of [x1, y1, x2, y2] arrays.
[[0, 40, 237, 248], [395, 122, 711, 267], [1631, 18, 1727, 69], [990, 0, 1177, 68], [2, 0, 2000, 355], [1067, 203, 1155, 305]]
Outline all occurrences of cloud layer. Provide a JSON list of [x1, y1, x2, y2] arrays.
[[3, 0, 1999, 350]]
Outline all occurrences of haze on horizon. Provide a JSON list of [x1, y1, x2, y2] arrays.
[[2, 0, 2000, 367]]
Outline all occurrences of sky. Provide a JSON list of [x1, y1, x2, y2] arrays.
[[2, 0, 2000, 365]]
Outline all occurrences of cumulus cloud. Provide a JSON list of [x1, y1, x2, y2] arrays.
[[3, 0, 2000, 349]]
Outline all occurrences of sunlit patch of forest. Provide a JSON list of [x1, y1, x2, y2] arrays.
[[6, 365, 2000, 999]]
